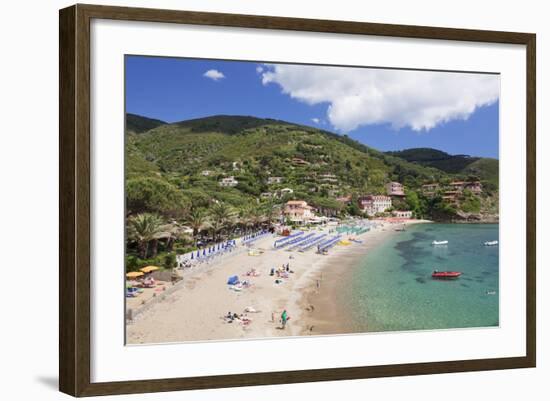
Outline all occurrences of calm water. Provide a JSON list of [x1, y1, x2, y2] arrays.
[[343, 224, 499, 332]]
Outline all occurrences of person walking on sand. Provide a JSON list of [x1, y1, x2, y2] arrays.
[[281, 310, 289, 329]]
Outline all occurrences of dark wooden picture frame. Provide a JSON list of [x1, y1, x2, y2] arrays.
[[59, 3, 536, 397]]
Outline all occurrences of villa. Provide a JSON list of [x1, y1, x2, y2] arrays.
[[358, 195, 392, 216], [219, 176, 239, 187], [201, 170, 213, 176], [284, 200, 315, 223], [386, 181, 405, 196]]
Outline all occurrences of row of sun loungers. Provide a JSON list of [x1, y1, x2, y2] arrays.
[[241, 230, 271, 246], [282, 233, 316, 251], [317, 235, 342, 253], [273, 231, 304, 248], [298, 234, 328, 252]]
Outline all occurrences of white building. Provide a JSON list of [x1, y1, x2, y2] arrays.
[[392, 210, 413, 219], [279, 188, 294, 195], [267, 176, 283, 184], [219, 176, 239, 187], [358, 195, 392, 216], [201, 170, 213, 176]]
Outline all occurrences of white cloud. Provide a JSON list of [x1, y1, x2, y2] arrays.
[[203, 69, 225, 81], [256, 66, 264, 74], [311, 118, 320, 124], [261, 64, 499, 132]]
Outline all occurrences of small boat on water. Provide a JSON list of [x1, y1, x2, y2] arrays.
[[432, 270, 462, 279], [432, 240, 448, 245], [484, 240, 499, 246]]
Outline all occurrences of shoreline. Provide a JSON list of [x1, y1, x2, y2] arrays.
[[126, 219, 430, 344], [292, 220, 431, 337]]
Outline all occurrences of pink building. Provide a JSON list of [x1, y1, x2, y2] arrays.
[[386, 181, 405, 196], [464, 181, 483, 194], [284, 200, 315, 223]]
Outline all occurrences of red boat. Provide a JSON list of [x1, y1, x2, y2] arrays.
[[432, 270, 462, 279]]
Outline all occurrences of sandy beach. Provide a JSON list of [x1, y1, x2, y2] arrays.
[[126, 220, 429, 344]]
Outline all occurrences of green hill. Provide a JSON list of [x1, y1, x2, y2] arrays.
[[125, 115, 498, 220], [386, 148, 479, 172], [126, 113, 167, 134], [386, 147, 498, 189]]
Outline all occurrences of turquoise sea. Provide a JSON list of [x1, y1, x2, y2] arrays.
[[342, 224, 499, 332]]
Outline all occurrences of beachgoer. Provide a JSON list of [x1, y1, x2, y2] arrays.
[[171, 268, 179, 284], [281, 310, 288, 329]]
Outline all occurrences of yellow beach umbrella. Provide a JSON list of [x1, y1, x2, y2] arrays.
[[126, 271, 144, 278], [140, 265, 160, 273]]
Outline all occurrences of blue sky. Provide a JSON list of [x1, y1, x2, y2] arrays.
[[126, 56, 500, 158]]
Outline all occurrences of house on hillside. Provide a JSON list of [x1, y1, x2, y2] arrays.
[[284, 200, 315, 223], [260, 192, 273, 199], [442, 191, 460, 203], [319, 173, 338, 183], [386, 181, 405, 196], [336, 195, 352, 205], [358, 195, 392, 216], [201, 170, 213, 176], [392, 210, 413, 219], [464, 181, 483, 194], [279, 188, 294, 196], [292, 157, 310, 166], [422, 183, 439, 197], [267, 176, 284, 185], [219, 176, 239, 187], [449, 181, 466, 191]]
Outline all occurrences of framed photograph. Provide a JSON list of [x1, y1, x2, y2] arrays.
[[59, 4, 536, 397]]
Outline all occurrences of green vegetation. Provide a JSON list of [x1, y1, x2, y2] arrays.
[[126, 113, 167, 134], [124, 115, 499, 270], [386, 147, 499, 191]]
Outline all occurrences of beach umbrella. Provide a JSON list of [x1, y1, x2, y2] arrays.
[[140, 266, 160, 273], [126, 271, 144, 278]]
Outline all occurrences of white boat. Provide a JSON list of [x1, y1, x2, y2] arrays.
[[432, 240, 448, 245], [484, 240, 499, 246]]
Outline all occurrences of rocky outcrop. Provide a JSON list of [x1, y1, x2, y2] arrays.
[[452, 211, 499, 223]]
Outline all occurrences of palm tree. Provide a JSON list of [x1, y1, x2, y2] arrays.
[[249, 207, 265, 230], [237, 205, 254, 234], [210, 202, 236, 240], [185, 208, 207, 243], [157, 220, 187, 252], [261, 202, 282, 227], [127, 213, 165, 259]]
